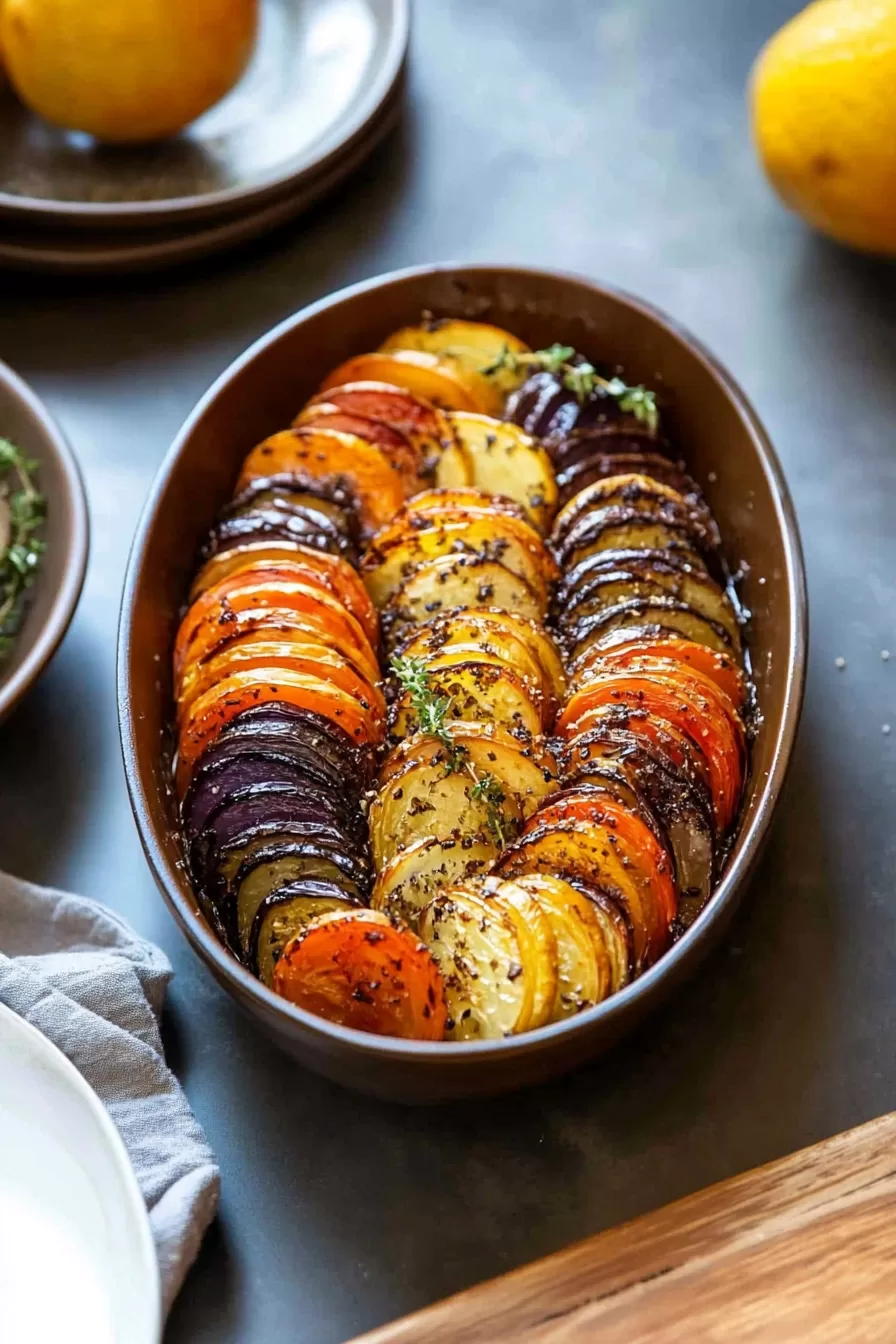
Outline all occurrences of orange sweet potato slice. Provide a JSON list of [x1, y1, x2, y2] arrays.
[[273, 909, 447, 1040]]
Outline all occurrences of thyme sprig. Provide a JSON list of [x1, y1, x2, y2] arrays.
[[469, 772, 510, 848], [391, 654, 510, 848], [0, 438, 46, 664], [484, 342, 659, 433]]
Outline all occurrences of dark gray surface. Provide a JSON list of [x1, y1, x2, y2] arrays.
[[0, 1, 894, 1340]]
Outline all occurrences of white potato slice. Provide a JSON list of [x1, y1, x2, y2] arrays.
[[368, 757, 523, 870], [371, 834, 498, 928], [379, 319, 531, 405], [389, 657, 545, 743], [420, 885, 533, 1039], [377, 721, 558, 818], [383, 555, 546, 641], [467, 877, 559, 1031], [510, 874, 609, 1016], [442, 412, 558, 533]]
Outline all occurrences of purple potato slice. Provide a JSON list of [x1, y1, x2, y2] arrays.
[[556, 453, 702, 510], [221, 703, 377, 784], [185, 766, 366, 850], [562, 723, 714, 916], [555, 558, 741, 651], [506, 367, 657, 442], [549, 427, 670, 470], [202, 510, 351, 563], [564, 597, 736, 660], [193, 788, 368, 885], [248, 877, 364, 982], [232, 841, 369, 957], [181, 708, 374, 831], [504, 371, 565, 435]]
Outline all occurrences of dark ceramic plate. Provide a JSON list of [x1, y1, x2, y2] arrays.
[[0, 81, 403, 274], [118, 264, 807, 1103], [0, 0, 407, 230], [0, 359, 89, 723]]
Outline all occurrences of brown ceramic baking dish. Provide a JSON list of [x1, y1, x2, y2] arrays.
[[117, 264, 806, 1102]]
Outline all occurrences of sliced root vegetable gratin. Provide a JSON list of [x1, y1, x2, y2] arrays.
[[171, 316, 753, 1040]]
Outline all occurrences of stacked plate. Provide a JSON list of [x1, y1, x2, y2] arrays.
[[0, 0, 407, 274]]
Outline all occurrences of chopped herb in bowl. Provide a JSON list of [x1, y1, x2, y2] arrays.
[[0, 438, 46, 665]]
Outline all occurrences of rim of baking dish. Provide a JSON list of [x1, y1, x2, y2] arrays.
[[118, 262, 807, 1062]]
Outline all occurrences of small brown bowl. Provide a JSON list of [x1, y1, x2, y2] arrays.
[[0, 360, 89, 724], [117, 265, 806, 1102]]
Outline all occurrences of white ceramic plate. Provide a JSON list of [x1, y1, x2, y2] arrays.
[[0, 1002, 161, 1344]]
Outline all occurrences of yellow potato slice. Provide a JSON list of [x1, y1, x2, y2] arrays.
[[435, 435, 475, 486], [462, 609, 567, 707], [368, 756, 523, 870], [565, 566, 742, 653], [563, 523, 704, 571], [585, 887, 632, 996], [382, 556, 546, 644], [403, 487, 527, 522], [379, 319, 531, 402], [569, 604, 733, 662], [371, 834, 498, 927], [362, 515, 554, 610], [414, 641, 546, 714], [420, 885, 533, 1039], [398, 623, 549, 704], [390, 658, 544, 743], [442, 412, 558, 533], [511, 874, 622, 1014], [397, 611, 564, 714], [377, 720, 558, 812], [467, 877, 559, 1031], [496, 820, 665, 972]]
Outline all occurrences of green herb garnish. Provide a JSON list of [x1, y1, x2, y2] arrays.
[[484, 343, 659, 432], [390, 653, 463, 767], [0, 438, 46, 664], [391, 654, 512, 848], [469, 772, 509, 848]]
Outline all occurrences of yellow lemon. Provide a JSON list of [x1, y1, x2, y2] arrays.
[[751, 0, 896, 255], [0, 0, 258, 143]]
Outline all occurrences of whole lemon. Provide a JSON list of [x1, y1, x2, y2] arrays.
[[751, 0, 896, 255], [0, 0, 258, 143]]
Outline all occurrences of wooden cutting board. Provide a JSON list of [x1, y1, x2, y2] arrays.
[[351, 1112, 896, 1343]]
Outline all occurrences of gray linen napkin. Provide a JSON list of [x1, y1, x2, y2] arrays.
[[0, 868, 219, 1314]]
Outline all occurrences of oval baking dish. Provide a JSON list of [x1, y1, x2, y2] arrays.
[[117, 264, 806, 1102]]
